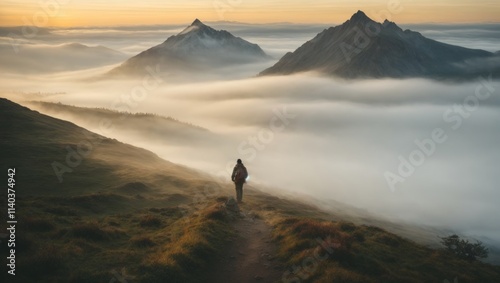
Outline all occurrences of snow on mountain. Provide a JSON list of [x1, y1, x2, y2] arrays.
[[259, 11, 500, 79], [109, 19, 270, 77]]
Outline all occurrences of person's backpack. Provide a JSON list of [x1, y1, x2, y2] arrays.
[[234, 165, 248, 182]]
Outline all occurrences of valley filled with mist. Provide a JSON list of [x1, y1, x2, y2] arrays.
[[3, 20, 500, 247], [2, 14, 500, 282]]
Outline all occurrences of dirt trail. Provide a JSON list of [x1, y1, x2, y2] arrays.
[[207, 206, 283, 283]]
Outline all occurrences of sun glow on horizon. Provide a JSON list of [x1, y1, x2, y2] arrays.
[[0, 0, 499, 27]]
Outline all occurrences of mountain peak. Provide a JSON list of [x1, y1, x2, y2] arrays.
[[191, 18, 204, 27], [178, 19, 208, 35], [260, 10, 496, 79], [350, 10, 372, 23], [109, 17, 269, 77], [383, 19, 401, 30]]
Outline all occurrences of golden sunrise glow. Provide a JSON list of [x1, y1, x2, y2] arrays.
[[0, 0, 499, 27]]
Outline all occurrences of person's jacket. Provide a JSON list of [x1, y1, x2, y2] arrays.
[[231, 164, 248, 184]]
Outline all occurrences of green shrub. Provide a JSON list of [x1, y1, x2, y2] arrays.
[[23, 217, 56, 232], [71, 223, 109, 241], [140, 215, 162, 228], [21, 245, 64, 277], [441, 234, 488, 261], [131, 236, 156, 248]]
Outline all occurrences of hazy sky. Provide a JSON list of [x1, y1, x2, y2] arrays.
[[1, 0, 499, 26]]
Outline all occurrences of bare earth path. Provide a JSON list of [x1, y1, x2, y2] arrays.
[[207, 206, 284, 283]]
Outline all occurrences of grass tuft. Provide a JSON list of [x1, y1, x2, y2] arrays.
[[20, 245, 64, 277], [140, 215, 162, 228], [339, 221, 357, 232], [131, 236, 156, 248], [204, 204, 227, 220], [44, 206, 78, 216], [71, 223, 123, 241], [22, 217, 56, 232], [139, 201, 232, 283], [375, 234, 401, 247]]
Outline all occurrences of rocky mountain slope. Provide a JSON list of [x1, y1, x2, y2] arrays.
[[110, 19, 269, 77], [260, 11, 500, 79]]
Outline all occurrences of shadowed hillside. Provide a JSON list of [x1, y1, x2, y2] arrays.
[[25, 101, 215, 147], [0, 98, 211, 197], [0, 97, 236, 282], [1, 98, 499, 283]]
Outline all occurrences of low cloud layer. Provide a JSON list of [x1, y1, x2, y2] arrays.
[[4, 74, 500, 246], [2, 22, 498, 76], [0, 41, 126, 74], [401, 23, 500, 52], [1, 22, 500, 249]]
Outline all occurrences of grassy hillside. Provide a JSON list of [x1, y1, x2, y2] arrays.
[[25, 100, 216, 146], [241, 193, 500, 283], [0, 98, 234, 282], [1, 98, 499, 283]]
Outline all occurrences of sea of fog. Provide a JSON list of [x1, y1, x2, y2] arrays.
[[1, 22, 500, 247]]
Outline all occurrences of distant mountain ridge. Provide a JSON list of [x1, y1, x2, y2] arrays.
[[260, 11, 500, 79], [0, 42, 126, 74], [109, 19, 269, 77], [25, 101, 217, 147]]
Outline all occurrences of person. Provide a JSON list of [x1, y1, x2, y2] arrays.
[[231, 159, 248, 203]]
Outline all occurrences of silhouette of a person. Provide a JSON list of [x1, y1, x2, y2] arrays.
[[231, 159, 248, 203]]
